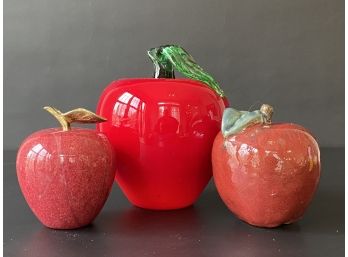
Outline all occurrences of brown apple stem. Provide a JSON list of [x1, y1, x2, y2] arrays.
[[43, 106, 107, 131], [260, 104, 274, 124]]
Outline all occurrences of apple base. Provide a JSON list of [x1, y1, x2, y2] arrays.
[[130, 201, 195, 211], [239, 216, 303, 229], [41, 220, 93, 230]]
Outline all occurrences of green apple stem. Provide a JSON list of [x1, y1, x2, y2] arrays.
[[148, 46, 175, 79], [43, 106, 107, 131], [147, 44, 225, 97], [222, 104, 274, 138]]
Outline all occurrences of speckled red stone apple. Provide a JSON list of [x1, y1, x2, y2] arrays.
[[16, 107, 115, 229], [212, 104, 320, 228]]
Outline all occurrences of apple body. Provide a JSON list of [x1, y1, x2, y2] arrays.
[[16, 128, 115, 229], [212, 123, 320, 227], [97, 78, 226, 210]]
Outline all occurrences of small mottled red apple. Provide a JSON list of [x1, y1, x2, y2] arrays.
[[16, 107, 115, 229], [212, 104, 320, 228]]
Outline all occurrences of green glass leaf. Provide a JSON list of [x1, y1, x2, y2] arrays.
[[222, 104, 274, 137]]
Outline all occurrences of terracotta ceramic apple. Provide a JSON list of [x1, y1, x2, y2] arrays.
[[97, 45, 227, 210], [212, 104, 320, 227], [16, 107, 115, 229]]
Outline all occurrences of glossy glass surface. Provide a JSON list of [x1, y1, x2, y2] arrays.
[[16, 128, 115, 229], [212, 123, 321, 227], [97, 78, 226, 210]]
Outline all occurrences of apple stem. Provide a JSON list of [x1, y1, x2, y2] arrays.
[[260, 104, 274, 124], [147, 44, 225, 97], [148, 46, 175, 79], [222, 104, 274, 138], [43, 106, 107, 131], [44, 106, 70, 131]]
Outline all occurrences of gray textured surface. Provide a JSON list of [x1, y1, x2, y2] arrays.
[[4, 0, 344, 149], [4, 148, 345, 257]]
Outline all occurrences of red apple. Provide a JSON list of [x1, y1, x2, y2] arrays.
[[96, 45, 227, 210], [212, 104, 320, 227], [16, 107, 115, 229]]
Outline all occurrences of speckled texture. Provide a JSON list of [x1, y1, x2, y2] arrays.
[[16, 128, 116, 229], [212, 123, 320, 228]]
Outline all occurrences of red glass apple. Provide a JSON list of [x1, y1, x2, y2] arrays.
[[16, 107, 115, 229], [96, 45, 227, 210], [212, 104, 320, 227]]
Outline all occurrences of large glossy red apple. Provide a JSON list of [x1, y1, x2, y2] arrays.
[[212, 104, 320, 227], [16, 107, 115, 229], [97, 45, 227, 210]]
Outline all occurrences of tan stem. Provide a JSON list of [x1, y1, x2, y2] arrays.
[[44, 106, 71, 131], [260, 104, 274, 124]]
